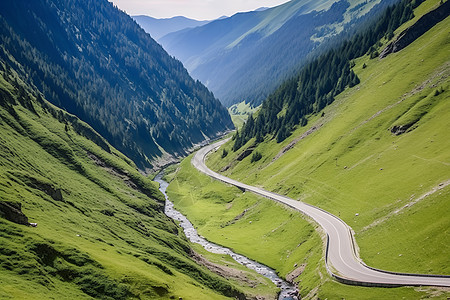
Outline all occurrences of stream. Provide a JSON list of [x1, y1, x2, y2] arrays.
[[155, 173, 298, 300]]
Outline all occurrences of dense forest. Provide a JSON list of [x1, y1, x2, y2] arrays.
[[233, 0, 421, 150], [0, 0, 234, 170]]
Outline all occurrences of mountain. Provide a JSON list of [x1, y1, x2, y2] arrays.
[[160, 0, 398, 107], [171, 0, 450, 298], [0, 63, 246, 298], [231, 0, 420, 148], [132, 15, 210, 41], [0, 0, 234, 172]]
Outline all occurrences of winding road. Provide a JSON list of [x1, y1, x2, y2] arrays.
[[192, 138, 450, 288]]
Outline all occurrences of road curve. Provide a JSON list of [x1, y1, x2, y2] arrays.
[[192, 138, 450, 288]]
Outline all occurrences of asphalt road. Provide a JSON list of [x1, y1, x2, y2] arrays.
[[191, 138, 450, 287]]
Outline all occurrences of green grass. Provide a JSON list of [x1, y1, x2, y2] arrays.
[[168, 154, 446, 299], [230, 115, 247, 130], [188, 243, 277, 299], [207, 9, 450, 274], [0, 65, 254, 299], [228, 101, 259, 130], [167, 156, 324, 298], [391, 89, 444, 133], [176, 1, 450, 298], [395, 0, 443, 34]]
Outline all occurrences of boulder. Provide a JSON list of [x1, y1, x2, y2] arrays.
[[0, 201, 29, 225]]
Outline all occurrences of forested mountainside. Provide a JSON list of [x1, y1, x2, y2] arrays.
[[0, 63, 245, 299], [233, 0, 421, 149], [160, 0, 399, 107], [133, 16, 210, 41], [0, 0, 234, 171]]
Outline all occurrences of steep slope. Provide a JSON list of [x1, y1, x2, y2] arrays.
[[133, 15, 210, 41], [210, 0, 449, 279], [160, 0, 397, 107], [169, 0, 450, 298], [232, 0, 419, 148], [0, 0, 234, 171], [0, 64, 246, 299]]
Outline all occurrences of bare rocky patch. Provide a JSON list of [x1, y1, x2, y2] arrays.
[[286, 264, 306, 283], [350, 62, 449, 136], [87, 152, 145, 196], [360, 179, 450, 233], [221, 202, 259, 228], [190, 251, 266, 294], [271, 123, 323, 164]]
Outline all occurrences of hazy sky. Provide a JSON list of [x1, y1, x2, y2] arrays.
[[109, 0, 291, 20]]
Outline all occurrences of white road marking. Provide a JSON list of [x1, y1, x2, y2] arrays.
[[191, 139, 450, 287]]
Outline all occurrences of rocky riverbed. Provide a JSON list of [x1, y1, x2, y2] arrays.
[[155, 173, 299, 300]]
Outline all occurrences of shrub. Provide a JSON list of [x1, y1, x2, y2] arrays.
[[221, 149, 228, 158], [251, 151, 262, 163]]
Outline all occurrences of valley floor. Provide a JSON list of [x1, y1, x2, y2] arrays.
[[168, 2, 450, 298]]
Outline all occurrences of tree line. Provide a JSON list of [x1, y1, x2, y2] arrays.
[[233, 0, 421, 151]]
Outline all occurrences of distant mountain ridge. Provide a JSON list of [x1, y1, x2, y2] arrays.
[[160, 0, 398, 107], [0, 0, 234, 171], [133, 15, 210, 41]]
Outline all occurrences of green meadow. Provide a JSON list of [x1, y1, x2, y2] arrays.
[[0, 65, 266, 299], [228, 101, 258, 130], [170, 1, 450, 299]]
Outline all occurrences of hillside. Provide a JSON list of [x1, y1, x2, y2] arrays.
[[0, 60, 282, 299], [168, 0, 450, 298], [133, 16, 210, 41], [0, 0, 234, 171], [160, 0, 398, 107]]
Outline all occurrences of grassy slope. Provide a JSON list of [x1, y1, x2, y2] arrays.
[[167, 156, 324, 298], [0, 66, 253, 299], [228, 101, 258, 130], [170, 1, 450, 299]]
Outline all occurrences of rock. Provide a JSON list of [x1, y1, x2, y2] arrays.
[[286, 264, 306, 282], [51, 188, 63, 201], [380, 1, 450, 58], [391, 124, 412, 136], [236, 146, 255, 161], [26, 176, 64, 201], [0, 201, 29, 225]]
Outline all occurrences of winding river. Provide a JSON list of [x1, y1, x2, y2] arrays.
[[154, 173, 298, 300]]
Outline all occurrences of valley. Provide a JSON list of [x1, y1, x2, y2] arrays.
[[0, 65, 248, 299], [194, 138, 450, 287], [156, 0, 404, 107], [0, 0, 449, 299], [167, 0, 450, 298]]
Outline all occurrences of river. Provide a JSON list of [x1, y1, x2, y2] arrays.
[[154, 173, 298, 300]]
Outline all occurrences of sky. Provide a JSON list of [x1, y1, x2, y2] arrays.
[[109, 0, 291, 20]]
